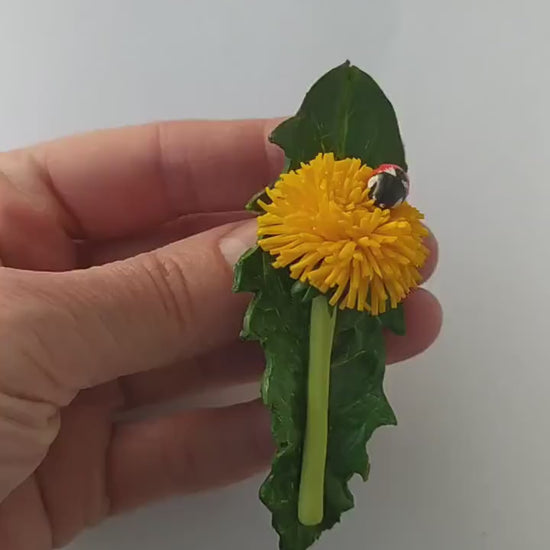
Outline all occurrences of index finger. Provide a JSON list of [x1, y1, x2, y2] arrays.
[[26, 119, 284, 240]]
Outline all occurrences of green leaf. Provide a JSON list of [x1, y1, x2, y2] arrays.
[[378, 304, 406, 336], [245, 188, 270, 213], [233, 61, 407, 549], [269, 60, 407, 171], [290, 280, 323, 303], [246, 157, 292, 212], [235, 249, 395, 550], [249, 61, 406, 213]]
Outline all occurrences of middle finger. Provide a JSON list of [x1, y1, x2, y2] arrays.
[[118, 339, 264, 410], [81, 210, 251, 267]]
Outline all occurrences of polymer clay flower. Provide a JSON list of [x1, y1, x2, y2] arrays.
[[257, 152, 429, 315], [234, 61, 429, 550]]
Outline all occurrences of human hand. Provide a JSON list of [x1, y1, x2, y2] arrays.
[[0, 119, 441, 549]]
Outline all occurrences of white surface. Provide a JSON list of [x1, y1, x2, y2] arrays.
[[1, 1, 549, 549]]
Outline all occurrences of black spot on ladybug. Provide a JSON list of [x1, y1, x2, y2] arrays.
[[367, 164, 410, 209]]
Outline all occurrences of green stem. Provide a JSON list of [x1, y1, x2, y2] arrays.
[[298, 295, 337, 526]]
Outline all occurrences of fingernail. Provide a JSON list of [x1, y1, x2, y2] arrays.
[[265, 117, 287, 181], [219, 219, 258, 266], [267, 143, 285, 182]]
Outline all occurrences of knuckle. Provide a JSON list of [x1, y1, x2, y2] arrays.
[[160, 419, 201, 492], [0, 270, 10, 308], [137, 252, 194, 334], [0, 271, 76, 404], [0, 275, 63, 493], [0, 393, 60, 453]]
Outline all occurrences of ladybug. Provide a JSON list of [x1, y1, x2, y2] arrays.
[[367, 164, 410, 209]]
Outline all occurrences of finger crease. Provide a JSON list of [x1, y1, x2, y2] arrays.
[[33, 474, 55, 548], [152, 122, 186, 221], [142, 252, 195, 342], [27, 150, 86, 240]]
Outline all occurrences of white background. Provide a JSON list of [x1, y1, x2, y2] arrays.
[[1, 1, 549, 549]]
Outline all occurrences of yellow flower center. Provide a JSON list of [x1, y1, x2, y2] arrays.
[[257, 152, 429, 315]]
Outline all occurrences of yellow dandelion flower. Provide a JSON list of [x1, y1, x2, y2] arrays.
[[257, 152, 429, 315]]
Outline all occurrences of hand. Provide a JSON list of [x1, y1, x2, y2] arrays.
[[0, 119, 442, 549]]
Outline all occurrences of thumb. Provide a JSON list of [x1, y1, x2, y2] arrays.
[[3, 219, 258, 393]]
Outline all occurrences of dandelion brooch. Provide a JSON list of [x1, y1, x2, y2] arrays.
[[233, 61, 429, 550]]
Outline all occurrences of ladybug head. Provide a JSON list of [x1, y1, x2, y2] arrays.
[[367, 164, 410, 209]]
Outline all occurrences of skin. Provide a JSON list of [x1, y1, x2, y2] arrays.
[[0, 119, 442, 549]]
